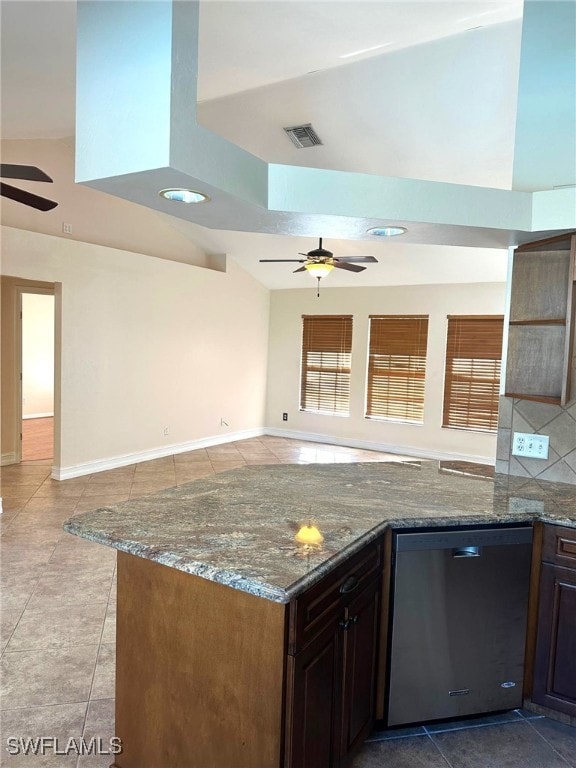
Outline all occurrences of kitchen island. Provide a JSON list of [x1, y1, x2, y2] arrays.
[[64, 460, 576, 768]]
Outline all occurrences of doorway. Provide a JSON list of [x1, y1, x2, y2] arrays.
[[0, 276, 59, 468], [21, 292, 55, 461]]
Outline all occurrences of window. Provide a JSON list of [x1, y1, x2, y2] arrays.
[[366, 315, 429, 424], [443, 315, 504, 432], [300, 315, 352, 415]]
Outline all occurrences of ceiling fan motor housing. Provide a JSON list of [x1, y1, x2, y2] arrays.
[[307, 247, 333, 261]]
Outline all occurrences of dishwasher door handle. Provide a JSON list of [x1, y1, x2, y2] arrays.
[[452, 546, 481, 558]]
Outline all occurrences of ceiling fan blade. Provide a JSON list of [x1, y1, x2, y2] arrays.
[[293, 266, 308, 273], [333, 261, 366, 272], [334, 256, 378, 263], [0, 164, 53, 183], [259, 259, 305, 263], [1, 182, 58, 211]]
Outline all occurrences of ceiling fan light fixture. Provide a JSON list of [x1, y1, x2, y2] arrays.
[[305, 262, 334, 278], [159, 188, 210, 204], [367, 226, 407, 237]]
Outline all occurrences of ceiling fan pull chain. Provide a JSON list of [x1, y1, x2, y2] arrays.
[[317, 276, 321, 298]]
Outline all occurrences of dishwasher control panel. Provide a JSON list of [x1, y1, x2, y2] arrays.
[[394, 525, 533, 552]]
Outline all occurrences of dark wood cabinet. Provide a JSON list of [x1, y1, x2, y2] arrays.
[[505, 232, 576, 406], [532, 525, 576, 717], [285, 622, 342, 767], [284, 540, 383, 768], [338, 578, 381, 758]]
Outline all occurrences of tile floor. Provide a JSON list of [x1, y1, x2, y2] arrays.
[[1, 436, 575, 768]]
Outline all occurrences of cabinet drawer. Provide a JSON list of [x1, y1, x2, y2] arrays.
[[542, 524, 576, 568], [288, 538, 383, 654]]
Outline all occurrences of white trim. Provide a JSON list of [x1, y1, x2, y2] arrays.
[[52, 428, 266, 480], [51, 425, 496, 481], [1, 452, 18, 466], [22, 412, 54, 420], [263, 427, 496, 466]]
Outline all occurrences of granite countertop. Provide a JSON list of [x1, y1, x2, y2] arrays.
[[63, 460, 576, 604]]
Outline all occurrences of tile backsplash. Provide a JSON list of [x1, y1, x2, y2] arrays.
[[496, 396, 576, 484]]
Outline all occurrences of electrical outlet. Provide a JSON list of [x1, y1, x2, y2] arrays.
[[163, 426, 169, 436], [512, 432, 549, 459], [282, 412, 288, 421], [62, 222, 72, 234]]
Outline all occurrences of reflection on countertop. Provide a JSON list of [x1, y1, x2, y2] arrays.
[[64, 460, 576, 603]]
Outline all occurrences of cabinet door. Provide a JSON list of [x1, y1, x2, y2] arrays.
[[533, 563, 576, 717], [337, 579, 380, 762], [284, 623, 343, 768]]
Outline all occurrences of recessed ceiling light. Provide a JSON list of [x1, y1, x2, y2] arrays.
[[367, 226, 407, 237], [159, 188, 209, 204]]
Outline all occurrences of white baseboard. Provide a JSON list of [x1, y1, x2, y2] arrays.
[[50, 425, 494, 481], [22, 413, 54, 420], [263, 427, 496, 466], [1, 452, 18, 466], [52, 428, 266, 480]]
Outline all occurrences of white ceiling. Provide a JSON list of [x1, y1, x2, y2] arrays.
[[0, 0, 523, 288], [0, 0, 522, 140], [196, 0, 522, 101]]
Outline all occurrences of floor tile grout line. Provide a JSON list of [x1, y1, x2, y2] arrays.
[[0, 698, 91, 713], [422, 716, 525, 735], [0, 606, 25, 660], [81, 626, 110, 722], [2, 638, 108, 656], [424, 732, 456, 768], [524, 716, 576, 767], [78, 582, 112, 743]]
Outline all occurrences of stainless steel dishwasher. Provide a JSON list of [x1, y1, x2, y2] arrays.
[[387, 525, 533, 726]]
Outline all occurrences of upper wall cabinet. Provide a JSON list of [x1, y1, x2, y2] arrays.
[[505, 233, 576, 406]]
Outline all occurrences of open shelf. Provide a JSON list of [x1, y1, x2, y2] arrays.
[[504, 392, 562, 406], [505, 233, 576, 407], [509, 319, 566, 326]]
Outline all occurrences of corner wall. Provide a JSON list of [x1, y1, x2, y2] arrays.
[[1, 226, 270, 477], [266, 282, 506, 464]]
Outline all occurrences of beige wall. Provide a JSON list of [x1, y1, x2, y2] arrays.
[[0, 138, 223, 269], [22, 293, 55, 417], [266, 283, 507, 463], [1, 226, 270, 477]]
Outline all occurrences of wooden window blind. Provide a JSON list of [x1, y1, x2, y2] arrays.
[[300, 315, 353, 415], [366, 315, 429, 423], [443, 315, 504, 432]]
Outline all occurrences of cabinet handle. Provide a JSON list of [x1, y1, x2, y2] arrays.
[[340, 575, 359, 594], [453, 546, 481, 558], [339, 618, 350, 631], [338, 615, 359, 632]]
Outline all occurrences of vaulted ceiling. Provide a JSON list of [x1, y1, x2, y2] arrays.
[[1, 1, 573, 288]]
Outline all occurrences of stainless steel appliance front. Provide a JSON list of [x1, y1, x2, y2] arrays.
[[387, 526, 533, 726]]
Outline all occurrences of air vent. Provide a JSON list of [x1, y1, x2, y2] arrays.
[[283, 124, 323, 149]]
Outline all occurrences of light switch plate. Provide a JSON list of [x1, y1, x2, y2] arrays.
[[512, 432, 549, 459]]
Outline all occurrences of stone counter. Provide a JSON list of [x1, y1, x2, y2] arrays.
[[64, 460, 576, 603]]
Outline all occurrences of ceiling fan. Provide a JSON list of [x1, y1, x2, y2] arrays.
[[260, 238, 378, 295], [0, 164, 58, 211]]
